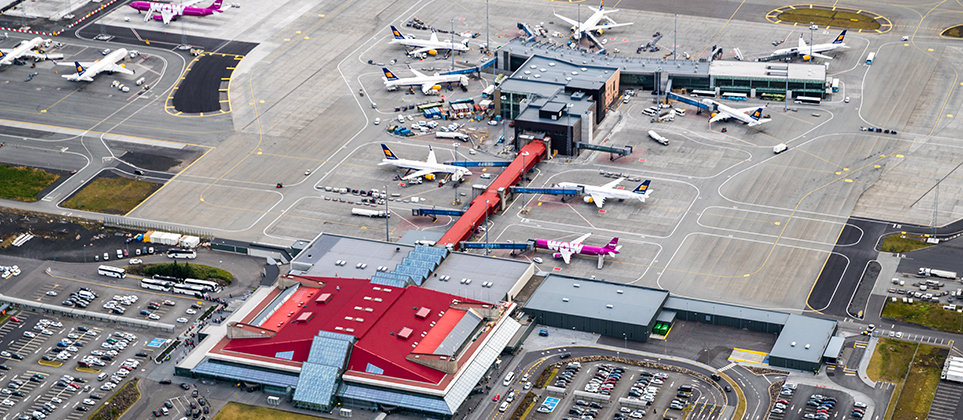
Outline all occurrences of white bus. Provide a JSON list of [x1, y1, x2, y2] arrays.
[[184, 278, 221, 293], [689, 89, 716, 97], [172, 284, 206, 298], [794, 96, 821, 105], [721, 92, 748, 101], [97, 265, 126, 279], [166, 249, 196, 259], [831, 78, 840, 93], [866, 52, 876, 65], [140, 279, 172, 292]]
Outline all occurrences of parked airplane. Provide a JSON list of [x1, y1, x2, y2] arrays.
[[701, 99, 770, 127], [531, 233, 621, 268], [129, 0, 224, 25], [379, 144, 471, 182], [772, 30, 848, 60], [553, 0, 633, 41], [382, 67, 469, 94], [389, 25, 469, 56], [0, 37, 62, 66], [557, 178, 651, 209], [57, 49, 134, 82]]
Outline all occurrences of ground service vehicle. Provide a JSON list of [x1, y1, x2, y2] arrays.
[[919, 268, 956, 279], [166, 249, 197, 259], [648, 130, 669, 146], [866, 52, 875, 64], [352, 208, 389, 218]]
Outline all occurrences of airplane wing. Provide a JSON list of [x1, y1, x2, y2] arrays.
[[583, 22, 633, 32], [56, 61, 96, 68], [108, 64, 135, 76], [425, 147, 437, 165], [19, 51, 62, 61], [401, 169, 434, 181], [600, 178, 623, 189], [428, 32, 439, 43], [590, 193, 606, 208], [421, 84, 435, 94], [553, 9, 580, 28], [160, 8, 176, 24], [408, 47, 432, 56], [734, 106, 763, 114], [571, 233, 592, 245], [560, 250, 572, 264], [810, 52, 833, 60], [797, 35, 807, 51], [408, 67, 427, 78], [709, 113, 729, 123]]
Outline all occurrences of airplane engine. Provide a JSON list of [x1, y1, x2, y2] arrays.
[[552, 252, 563, 259], [583, 196, 594, 203], [427, 50, 437, 56]]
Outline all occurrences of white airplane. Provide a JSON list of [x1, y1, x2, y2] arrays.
[[382, 67, 469, 94], [701, 99, 771, 127], [389, 25, 469, 56], [379, 144, 471, 182], [0, 37, 62, 66], [553, 0, 633, 41], [57, 48, 135, 82], [772, 30, 848, 60], [557, 178, 651, 209]]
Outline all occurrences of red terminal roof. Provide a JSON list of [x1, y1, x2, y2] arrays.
[[413, 309, 467, 354], [222, 276, 486, 384], [438, 140, 546, 248]]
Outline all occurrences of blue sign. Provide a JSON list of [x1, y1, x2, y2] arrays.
[[542, 397, 560, 413]]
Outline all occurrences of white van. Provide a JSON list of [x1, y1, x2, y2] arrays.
[[98, 373, 108, 381], [78, 291, 96, 301], [503, 372, 515, 386], [397, 115, 405, 123], [499, 402, 509, 412]]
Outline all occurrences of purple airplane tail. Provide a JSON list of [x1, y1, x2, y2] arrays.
[[208, 0, 224, 11], [606, 237, 619, 250]]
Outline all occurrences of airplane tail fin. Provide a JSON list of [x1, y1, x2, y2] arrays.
[[833, 30, 847, 44], [633, 180, 651, 194], [382, 68, 398, 81], [390, 25, 406, 40], [605, 237, 619, 250], [381, 144, 399, 160], [599, 0, 604, 11], [209, 0, 223, 11], [749, 108, 764, 121], [74, 61, 86, 76]]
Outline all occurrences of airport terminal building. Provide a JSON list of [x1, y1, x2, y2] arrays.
[[494, 39, 828, 155]]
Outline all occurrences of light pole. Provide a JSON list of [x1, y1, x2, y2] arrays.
[[451, 19, 455, 71], [486, 0, 489, 57], [384, 184, 389, 242], [809, 22, 817, 61], [83, 245, 87, 264]]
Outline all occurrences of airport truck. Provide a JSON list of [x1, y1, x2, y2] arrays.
[[436, 131, 471, 142], [647, 130, 669, 146], [941, 366, 963, 382], [352, 208, 389, 218], [919, 268, 957, 280]]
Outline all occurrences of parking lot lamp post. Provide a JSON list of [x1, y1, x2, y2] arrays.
[[451, 19, 455, 71], [485, 200, 490, 255], [385, 185, 389, 242], [809, 22, 817, 61], [84, 245, 87, 264]]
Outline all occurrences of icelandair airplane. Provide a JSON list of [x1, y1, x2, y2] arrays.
[[553, 0, 633, 41], [557, 178, 651, 209], [129, 0, 224, 25], [379, 144, 471, 182], [382, 67, 469, 94], [531, 233, 621, 268], [701, 99, 770, 127], [772, 30, 848, 60], [0, 37, 63, 66], [57, 49, 134, 82], [389, 25, 469, 56]]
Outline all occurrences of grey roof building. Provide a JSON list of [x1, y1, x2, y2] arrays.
[[523, 275, 669, 341], [768, 314, 838, 372]]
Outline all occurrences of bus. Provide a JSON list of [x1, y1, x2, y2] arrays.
[[140, 279, 172, 292], [866, 52, 875, 65], [184, 278, 222, 293], [794, 96, 821, 105], [760, 93, 786, 102], [166, 249, 196, 259], [831, 78, 840, 93], [153, 275, 182, 282], [172, 284, 206, 298], [417, 103, 443, 112], [689, 89, 716, 97], [97, 265, 126, 279], [721, 92, 748, 101]]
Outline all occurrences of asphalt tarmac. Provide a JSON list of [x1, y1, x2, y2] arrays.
[[172, 54, 237, 114]]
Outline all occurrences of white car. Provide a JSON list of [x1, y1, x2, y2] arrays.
[[148, 314, 160, 320], [83, 399, 95, 405], [0, 399, 14, 407], [185, 309, 197, 315], [374, 118, 380, 125], [41, 329, 53, 335], [176, 317, 189, 323], [46, 291, 57, 296], [129, 259, 142, 265], [23, 332, 35, 338]]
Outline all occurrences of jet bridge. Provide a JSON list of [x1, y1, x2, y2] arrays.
[[443, 161, 511, 167], [667, 92, 710, 110], [458, 241, 534, 254], [412, 208, 467, 218], [575, 143, 632, 160]]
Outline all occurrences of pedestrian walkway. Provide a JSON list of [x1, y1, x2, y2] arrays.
[[728, 348, 767, 365], [856, 335, 878, 387]]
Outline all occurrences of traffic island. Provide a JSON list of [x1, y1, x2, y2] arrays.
[[61, 172, 161, 215], [766, 5, 891, 33], [941, 25, 963, 38]]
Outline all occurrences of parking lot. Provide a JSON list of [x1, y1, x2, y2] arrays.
[[0, 311, 165, 420], [768, 383, 862, 420], [496, 359, 726, 420]]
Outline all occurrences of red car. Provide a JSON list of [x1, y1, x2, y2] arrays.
[[8, 317, 19, 322], [492, 394, 501, 402]]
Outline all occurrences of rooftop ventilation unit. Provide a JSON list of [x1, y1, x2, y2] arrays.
[[562, 298, 570, 302], [791, 342, 796, 347], [805, 344, 811, 349], [616, 290, 624, 294], [573, 283, 580, 288], [606, 304, 613, 309]]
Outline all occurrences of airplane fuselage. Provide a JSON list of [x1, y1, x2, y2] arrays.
[[390, 39, 469, 53], [383, 73, 466, 89], [379, 158, 470, 181], [557, 182, 642, 202], [0, 37, 43, 66], [533, 238, 613, 257]]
